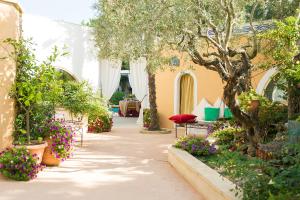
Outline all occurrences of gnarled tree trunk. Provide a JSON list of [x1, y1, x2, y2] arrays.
[[148, 71, 160, 131], [287, 82, 300, 119]]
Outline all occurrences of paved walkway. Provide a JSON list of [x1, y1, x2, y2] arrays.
[[0, 118, 202, 200]]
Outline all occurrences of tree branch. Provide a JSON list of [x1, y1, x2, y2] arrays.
[[248, 1, 259, 59]]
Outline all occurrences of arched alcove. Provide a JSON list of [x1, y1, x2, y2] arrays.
[[256, 68, 285, 102]]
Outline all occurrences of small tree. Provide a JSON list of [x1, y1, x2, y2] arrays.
[[260, 16, 300, 119], [92, 0, 175, 130], [6, 39, 64, 144]]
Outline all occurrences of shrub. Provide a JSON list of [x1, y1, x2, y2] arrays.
[[60, 81, 93, 118], [110, 91, 125, 105], [174, 136, 217, 156], [43, 120, 75, 160], [88, 117, 113, 133], [88, 97, 112, 133], [143, 108, 151, 128], [0, 147, 44, 181], [213, 127, 244, 145]]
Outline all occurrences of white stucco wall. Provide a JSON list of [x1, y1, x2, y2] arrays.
[[22, 14, 100, 90]]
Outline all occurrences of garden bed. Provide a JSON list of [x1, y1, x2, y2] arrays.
[[168, 146, 242, 200]]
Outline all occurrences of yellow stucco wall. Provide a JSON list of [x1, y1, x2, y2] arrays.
[[156, 50, 269, 129], [0, 0, 22, 149]]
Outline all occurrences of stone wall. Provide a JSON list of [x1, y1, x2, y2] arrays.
[[0, 0, 22, 149]]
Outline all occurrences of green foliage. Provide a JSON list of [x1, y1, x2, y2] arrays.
[[199, 142, 300, 200], [238, 89, 270, 112], [5, 38, 65, 144], [0, 147, 44, 181], [260, 17, 300, 84], [246, 0, 300, 21], [238, 90, 288, 140], [213, 127, 245, 145], [14, 104, 55, 144], [60, 81, 93, 117], [143, 108, 151, 127], [109, 91, 125, 105], [174, 136, 217, 156]]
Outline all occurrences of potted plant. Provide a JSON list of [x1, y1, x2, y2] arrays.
[[0, 147, 44, 181], [7, 39, 64, 163], [41, 120, 75, 166]]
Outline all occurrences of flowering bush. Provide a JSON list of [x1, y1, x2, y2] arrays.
[[44, 120, 75, 160], [88, 116, 112, 133], [0, 147, 44, 181], [174, 136, 217, 156]]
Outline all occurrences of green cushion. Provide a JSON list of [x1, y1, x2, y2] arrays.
[[204, 107, 220, 121], [224, 108, 233, 119]]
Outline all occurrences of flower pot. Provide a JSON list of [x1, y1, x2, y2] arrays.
[[16, 141, 48, 164], [297, 83, 300, 89], [250, 100, 260, 111], [42, 139, 61, 166]]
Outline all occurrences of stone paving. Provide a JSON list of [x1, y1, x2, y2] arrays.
[[0, 117, 202, 200]]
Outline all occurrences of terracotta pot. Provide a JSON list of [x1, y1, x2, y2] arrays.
[[42, 139, 61, 166], [250, 100, 260, 111], [16, 142, 48, 164]]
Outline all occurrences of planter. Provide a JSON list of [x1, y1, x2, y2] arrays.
[[250, 99, 260, 111], [168, 147, 242, 200], [296, 83, 300, 89], [16, 141, 48, 164], [140, 128, 172, 134], [42, 139, 61, 166]]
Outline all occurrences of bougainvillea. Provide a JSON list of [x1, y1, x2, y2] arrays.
[[0, 147, 44, 181]]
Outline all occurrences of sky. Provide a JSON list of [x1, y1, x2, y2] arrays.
[[18, 0, 97, 24]]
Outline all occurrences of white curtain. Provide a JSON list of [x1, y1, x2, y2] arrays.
[[99, 59, 122, 100], [129, 57, 149, 125]]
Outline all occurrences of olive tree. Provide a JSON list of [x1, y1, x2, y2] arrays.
[[92, 0, 298, 152], [92, 0, 175, 130]]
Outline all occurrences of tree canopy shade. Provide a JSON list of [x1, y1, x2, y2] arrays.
[[92, 0, 299, 152]]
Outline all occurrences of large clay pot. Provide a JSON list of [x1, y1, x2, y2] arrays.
[[16, 142, 48, 164], [250, 100, 260, 111], [42, 139, 61, 166]]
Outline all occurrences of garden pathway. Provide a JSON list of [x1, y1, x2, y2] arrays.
[[0, 117, 202, 200]]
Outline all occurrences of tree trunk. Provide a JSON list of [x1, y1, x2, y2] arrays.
[[223, 75, 261, 155], [147, 71, 160, 131], [25, 109, 30, 144], [287, 83, 300, 119]]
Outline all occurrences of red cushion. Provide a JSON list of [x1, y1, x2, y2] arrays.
[[169, 114, 197, 124]]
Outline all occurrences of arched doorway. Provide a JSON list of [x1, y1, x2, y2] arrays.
[[180, 74, 194, 114], [174, 71, 198, 115]]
